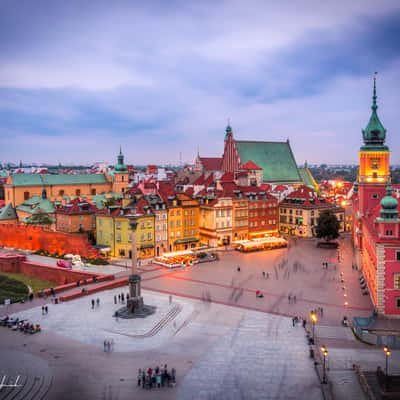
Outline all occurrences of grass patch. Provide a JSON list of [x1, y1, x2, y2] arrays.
[[0, 275, 29, 304], [0, 272, 57, 296]]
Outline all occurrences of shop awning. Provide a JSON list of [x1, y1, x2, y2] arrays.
[[174, 238, 200, 244], [140, 244, 154, 249]]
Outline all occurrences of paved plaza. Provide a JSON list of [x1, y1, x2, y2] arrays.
[[1, 235, 399, 400]]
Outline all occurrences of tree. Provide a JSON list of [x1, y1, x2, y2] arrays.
[[25, 214, 54, 226], [315, 210, 340, 242]]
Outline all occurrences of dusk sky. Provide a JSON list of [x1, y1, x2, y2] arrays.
[[1, 0, 400, 166]]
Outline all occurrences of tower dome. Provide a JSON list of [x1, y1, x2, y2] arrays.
[[379, 184, 398, 219], [115, 147, 128, 172]]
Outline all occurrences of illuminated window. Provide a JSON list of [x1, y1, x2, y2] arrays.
[[394, 274, 400, 289], [370, 158, 380, 170]]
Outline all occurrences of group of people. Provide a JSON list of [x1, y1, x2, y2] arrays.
[[288, 295, 297, 304], [103, 339, 114, 352], [91, 298, 101, 309], [138, 365, 176, 389], [41, 305, 49, 314], [292, 316, 307, 328], [114, 293, 130, 304]]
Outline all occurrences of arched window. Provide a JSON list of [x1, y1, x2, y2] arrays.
[[24, 191, 30, 200], [91, 188, 96, 195]]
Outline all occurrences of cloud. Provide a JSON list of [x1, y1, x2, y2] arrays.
[[0, 1, 400, 165]]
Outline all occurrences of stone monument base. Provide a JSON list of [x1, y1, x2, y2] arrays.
[[114, 296, 156, 319]]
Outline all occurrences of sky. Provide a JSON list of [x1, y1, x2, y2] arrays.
[[1, 0, 400, 166]]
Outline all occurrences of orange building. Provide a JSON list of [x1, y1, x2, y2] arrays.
[[56, 198, 97, 233], [4, 150, 130, 207]]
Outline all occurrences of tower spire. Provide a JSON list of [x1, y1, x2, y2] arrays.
[[372, 71, 378, 111]]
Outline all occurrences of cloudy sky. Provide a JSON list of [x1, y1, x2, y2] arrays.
[[1, 0, 400, 166]]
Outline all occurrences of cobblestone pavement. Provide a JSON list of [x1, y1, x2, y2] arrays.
[[176, 312, 322, 400]]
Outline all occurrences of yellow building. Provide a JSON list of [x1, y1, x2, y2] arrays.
[[96, 197, 155, 259]]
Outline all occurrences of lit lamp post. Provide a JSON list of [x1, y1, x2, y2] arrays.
[[310, 310, 318, 343], [384, 346, 391, 390], [320, 345, 328, 384]]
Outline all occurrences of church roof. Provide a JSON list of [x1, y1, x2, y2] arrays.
[[6, 173, 108, 187], [298, 166, 319, 192], [0, 203, 17, 220], [16, 196, 56, 214], [235, 141, 302, 183], [199, 157, 223, 171]]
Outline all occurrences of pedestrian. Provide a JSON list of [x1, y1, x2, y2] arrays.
[[293, 295, 297, 304], [41, 306, 44, 315], [156, 372, 161, 388], [104, 340, 107, 352], [96, 298, 100, 307], [110, 339, 114, 351], [169, 295, 172, 304], [142, 369, 146, 388], [237, 266, 241, 272], [118, 294, 121, 302], [137, 368, 142, 386], [114, 295, 117, 304], [126, 293, 130, 301], [321, 307, 324, 317], [288, 295, 291, 304], [262, 271, 265, 278], [292, 317, 295, 327], [302, 319, 307, 328], [171, 367, 176, 385], [121, 293, 125, 302], [77, 280, 80, 287], [91, 299, 95, 309], [115, 311, 119, 322]]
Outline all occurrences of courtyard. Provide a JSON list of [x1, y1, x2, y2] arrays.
[[1, 235, 398, 400]]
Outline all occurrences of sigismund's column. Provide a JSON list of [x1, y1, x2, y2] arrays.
[[127, 215, 144, 311]]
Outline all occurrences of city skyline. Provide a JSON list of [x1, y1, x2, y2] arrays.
[[1, 1, 400, 165]]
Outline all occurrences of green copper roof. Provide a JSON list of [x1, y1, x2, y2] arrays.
[[362, 74, 387, 150], [298, 165, 319, 192], [6, 173, 108, 187], [115, 147, 128, 172], [380, 185, 398, 211], [235, 140, 302, 183], [16, 196, 56, 214], [0, 203, 17, 220]]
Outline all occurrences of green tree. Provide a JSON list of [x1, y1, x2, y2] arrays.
[[315, 210, 340, 242], [25, 214, 54, 225]]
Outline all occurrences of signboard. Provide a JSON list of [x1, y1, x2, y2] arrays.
[[4, 299, 11, 305]]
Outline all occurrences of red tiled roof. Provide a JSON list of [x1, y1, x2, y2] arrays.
[[220, 172, 235, 182], [240, 161, 262, 170], [260, 183, 272, 191], [185, 187, 194, 196], [56, 198, 98, 214], [236, 171, 248, 178], [193, 174, 205, 185], [199, 157, 222, 171], [274, 185, 288, 192], [204, 174, 215, 187]]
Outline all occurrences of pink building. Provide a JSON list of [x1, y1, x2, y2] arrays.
[[353, 77, 400, 317]]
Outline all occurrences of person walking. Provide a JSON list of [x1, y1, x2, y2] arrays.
[[262, 271, 265, 278], [137, 368, 142, 387], [45, 306, 48, 314], [293, 295, 297, 304], [96, 298, 100, 307], [141, 369, 146, 389], [156, 372, 161, 388], [91, 299, 95, 309], [171, 367, 176, 385], [121, 293, 125, 303], [114, 295, 117, 304], [288, 295, 291, 304], [41, 306, 44, 315], [118, 294, 121, 303], [237, 266, 241, 272]]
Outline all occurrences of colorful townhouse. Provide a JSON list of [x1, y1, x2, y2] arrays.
[[55, 198, 97, 233], [96, 196, 155, 259], [353, 77, 400, 317], [279, 185, 344, 237]]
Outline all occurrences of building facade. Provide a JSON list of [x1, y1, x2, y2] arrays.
[[353, 77, 400, 317]]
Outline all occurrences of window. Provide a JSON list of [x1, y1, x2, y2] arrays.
[[170, 210, 174, 216], [141, 234, 145, 241], [116, 222, 121, 230], [148, 232, 152, 241], [372, 194, 378, 199], [177, 210, 181, 216], [99, 231, 103, 239], [128, 233, 132, 242], [121, 175, 124, 182], [386, 230, 393, 236], [170, 221, 174, 228], [76, 189, 81, 196], [370, 158, 380, 170], [396, 251, 400, 261], [397, 297, 400, 308], [394, 274, 400, 289], [59, 190, 65, 196], [116, 233, 121, 242], [24, 191, 30, 200]]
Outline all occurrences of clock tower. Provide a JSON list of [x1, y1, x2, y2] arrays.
[[358, 74, 390, 215]]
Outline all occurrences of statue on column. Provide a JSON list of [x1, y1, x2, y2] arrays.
[[114, 215, 156, 318]]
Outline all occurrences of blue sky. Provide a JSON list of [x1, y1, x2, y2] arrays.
[[1, 0, 400, 166]]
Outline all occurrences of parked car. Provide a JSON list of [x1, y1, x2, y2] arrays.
[[56, 260, 72, 269]]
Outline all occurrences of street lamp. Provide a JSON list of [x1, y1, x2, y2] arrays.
[[384, 346, 391, 389], [310, 310, 318, 343], [320, 345, 328, 384]]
